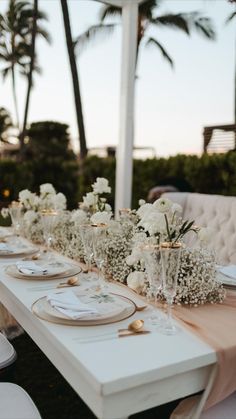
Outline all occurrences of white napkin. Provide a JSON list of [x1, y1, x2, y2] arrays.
[[219, 265, 236, 281], [0, 243, 12, 253], [47, 290, 98, 319], [16, 261, 48, 276]]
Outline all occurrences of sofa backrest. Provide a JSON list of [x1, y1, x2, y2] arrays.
[[163, 192, 236, 265]]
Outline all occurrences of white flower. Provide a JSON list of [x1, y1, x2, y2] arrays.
[[19, 189, 37, 209], [104, 203, 112, 212], [137, 203, 153, 218], [24, 210, 38, 224], [127, 271, 145, 293], [138, 209, 166, 236], [139, 199, 146, 206], [153, 197, 172, 213], [71, 209, 88, 225], [1, 207, 9, 218], [92, 178, 111, 194], [40, 183, 56, 196], [91, 211, 112, 225], [51, 193, 67, 210], [198, 227, 212, 245], [83, 192, 98, 207], [172, 203, 182, 214]]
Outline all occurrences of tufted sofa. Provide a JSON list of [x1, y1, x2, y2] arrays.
[[163, 192, 236, 265]]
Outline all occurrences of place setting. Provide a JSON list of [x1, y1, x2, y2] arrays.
[[31, 288, 137, 326], [0, 236, 39, 258], [216, 264, 236, 289]]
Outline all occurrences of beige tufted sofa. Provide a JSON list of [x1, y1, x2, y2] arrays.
[[163, 192, 236, 265]]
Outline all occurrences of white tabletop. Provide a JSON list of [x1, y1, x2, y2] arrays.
[[0, 252, 217, 419]]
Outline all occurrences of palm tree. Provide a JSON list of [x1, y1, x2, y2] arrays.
[[0, 107, 13, 145], [60, 0, 87, 160], [75, 0, 215, 71], [0, 0, 50, 130]]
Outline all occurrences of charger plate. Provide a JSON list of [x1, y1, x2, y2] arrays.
[[0, 238, 38, 258], [32, 292, 136, 326], [5, 263, 82, 281], [217, 271, 236, 288]]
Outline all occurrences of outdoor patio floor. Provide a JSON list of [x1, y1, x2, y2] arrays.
[[1, 332, 180, 419]]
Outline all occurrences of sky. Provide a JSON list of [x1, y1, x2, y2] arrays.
[[0, 0, 235, 157]]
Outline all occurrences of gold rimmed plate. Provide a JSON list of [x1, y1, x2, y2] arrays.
[[5, 263, 82, 281], [32, 292, 136, 326], [0, 245, 38, 258]]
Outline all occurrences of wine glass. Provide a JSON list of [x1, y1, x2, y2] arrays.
[[143, 244, 163, 326], [8, 201, 23, 236], [79, 224, 94, 272], [92, 223, 108, 291], [40, 209, 58, 259], [160, 242, 182, 335]]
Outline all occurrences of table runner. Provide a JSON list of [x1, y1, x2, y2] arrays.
[[170, 289, 236, 417]]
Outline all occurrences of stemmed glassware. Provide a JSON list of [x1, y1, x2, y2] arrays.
[[40, 209, 58, 259], [160, 242, 182, 335], [143, 244, 163, 326], [8, 201, 23, 236], [91, 223, 108, 291], [79, 224, 94, 272]]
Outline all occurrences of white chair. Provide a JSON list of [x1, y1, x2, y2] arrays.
[[0, 333, 42, 419], [0, 383, 42, 419], [0, 332, 17, 369], [200, 392, 236, 419]]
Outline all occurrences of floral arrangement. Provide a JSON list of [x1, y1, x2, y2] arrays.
[[1, 180, 226, 306]]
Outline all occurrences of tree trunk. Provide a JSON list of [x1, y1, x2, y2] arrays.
[[19, 0, 38, 156], [60, 0, 87, 160], [11, 65, 20, 130]]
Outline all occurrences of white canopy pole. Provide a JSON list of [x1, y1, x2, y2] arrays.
[[115, 1, 138, 217]]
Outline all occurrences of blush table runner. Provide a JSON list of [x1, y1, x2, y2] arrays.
[[170, 289, 236, 418]]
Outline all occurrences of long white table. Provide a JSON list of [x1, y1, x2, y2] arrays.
[[0, 256, 217, 419]]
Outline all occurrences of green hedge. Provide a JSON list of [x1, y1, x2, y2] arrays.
[[1, 152, 236, 213]]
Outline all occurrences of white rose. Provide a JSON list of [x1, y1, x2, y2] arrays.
[[139, 199, 146, 206], [138, 210, 166, 236], [172, 203, 182, 214], [153, 197, 172, 213], [137, 203, 153, 218], [91, 211, 112, 225], [19, 189, 37, 209], [104, 203, 112, 212], [40, 183, 56, 196], [51, 193, 67, 210], [127, 271, 145, 293], [71, 209, 88, 225], [24, 210, 38, 224], [92, 178, 111, 194], [1, 207, 9, 218], [83, 192, 98, 207]]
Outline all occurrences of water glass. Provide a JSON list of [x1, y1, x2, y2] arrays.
[[143, 244, 163, 326], [9, 201, 23, 236], [160, 243, 182, 335], [40, 209, 58, 257], [92, 223, 108, 290], [79, 224, 94, 271]]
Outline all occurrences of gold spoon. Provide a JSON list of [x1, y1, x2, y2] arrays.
[[57, 277, 80, 288], [118, 319, 145, 335]]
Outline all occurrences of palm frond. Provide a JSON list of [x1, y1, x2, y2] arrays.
[[189, 13, 215, 40], [1, 65, 11, 79], [74, 23, 117, 54], [152, 13, 190, 35], [99, 5, 121, 22], [226, 11, 236, 24], [146, 37, 174, 68], [140, 0, 161, 19]]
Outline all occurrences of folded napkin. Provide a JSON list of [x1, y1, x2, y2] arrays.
[[0, 243, 12, 253], [16, 261, 48, 276], [219, 265, 236, 281], [47, 290, 98, 319]]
